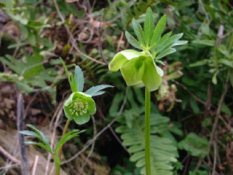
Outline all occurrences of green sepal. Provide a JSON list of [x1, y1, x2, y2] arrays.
[[74, 114, 90, 125], [109, 50, 143, 72], [109, 50, 163, 91]]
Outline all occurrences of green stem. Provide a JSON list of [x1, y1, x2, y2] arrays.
[[54, 155, 61, 175], [58, 119, 71, 159], [55, 162, 60, 175], [145, 88, 151, 175], [54, 119, 71, 175]]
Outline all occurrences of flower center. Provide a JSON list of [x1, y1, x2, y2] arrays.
[[68, 98, 88, 116]]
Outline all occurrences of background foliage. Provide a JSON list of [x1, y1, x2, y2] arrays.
[[0, 0, 233, 175]]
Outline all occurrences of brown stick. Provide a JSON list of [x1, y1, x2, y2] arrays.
[[53, 0, 107, 66], [17, 93, 30, 175], [172, 80, 206, 105], [209, 69, 230, 145], [0, 146, 20, 164]]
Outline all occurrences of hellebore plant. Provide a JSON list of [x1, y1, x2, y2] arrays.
[[109, 8, 187, 175], [20, 59, 112, 175]]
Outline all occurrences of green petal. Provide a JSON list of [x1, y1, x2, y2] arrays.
[[142, 57, 162, 91], [73, 114, 90, 125], [121, 56, 145, 86], [109, 50, 143, 71]]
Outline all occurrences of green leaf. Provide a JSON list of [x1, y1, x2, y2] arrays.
[[26, 124, 51, 151], [109, 92, 124, 117], [19, 130, 39, 138], [55, 130, 82, 154], [189, 59, 208, 67], [25, 141, 53, 154], [144, 8, 154, 46], [218, 46, 231, 59], [132, 19, 144, 46], [60, 58, 71, 86], [190, 98, 199, 114], [74, 65, 84, 92], [150, 15, 166, 45], [221, 103, 232, 116], [178, 133, 209, 158], [155, 60, 165, 65], [173, 40, 188, 46], [150, 32, 172, 51], [156, 48, 176, 60], [125, 31, 143, 50], [116, 112, 180, 175], [192, 40, 214, 46], [85, 85, 113, 96], [8, 42, 28, 49], [156, 33, 183, 54], [212, 71, 219, 85], [218, 59, 233, 68]]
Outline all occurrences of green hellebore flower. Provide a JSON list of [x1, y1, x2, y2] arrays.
[[64, 92, 96, 125], [109, 50, 164, 91]]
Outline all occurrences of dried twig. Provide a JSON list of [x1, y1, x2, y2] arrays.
[[212, 141, 217, 175], [116, 32, 124, 52], [109, 126, 130, 155], [53, 0, 107, 66], [61, 118, 116, 165], [209, 69, 230, 145], [98, 9, 108, 64], [45, 102, 64, 175], [172, 80, 206, 105], [17, 93, 30, 175], [0, 146, 20, 164], [80, 115, 97, 171], [31, 155, 39, 175], [195, 70, 230, 172]]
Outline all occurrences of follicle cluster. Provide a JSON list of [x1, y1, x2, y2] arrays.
[[68, 98, 88, 116]]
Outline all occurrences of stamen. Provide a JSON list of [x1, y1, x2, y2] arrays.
[[69, 98, 89, 116]]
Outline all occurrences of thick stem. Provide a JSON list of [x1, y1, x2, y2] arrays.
[[145, 88, 151, 175], [58, 119, 71, 159]]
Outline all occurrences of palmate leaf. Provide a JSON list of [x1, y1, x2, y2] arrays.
[[125, 7, 186, 60], [116, 112, 180, 175]]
